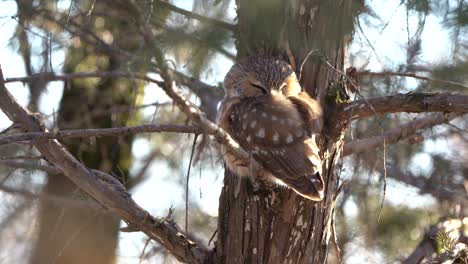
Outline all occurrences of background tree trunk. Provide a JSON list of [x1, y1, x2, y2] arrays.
[[215, 1, 362, 263], [30, 2, 139, 263]]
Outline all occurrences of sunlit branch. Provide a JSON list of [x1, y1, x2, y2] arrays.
[[338, 92, 468, 120], [343, 113, 463, 156], [354, 70, 468, 89], [0, 124, 203, 146]]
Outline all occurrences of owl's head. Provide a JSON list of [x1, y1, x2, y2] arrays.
[[223, 56, 302, 99]]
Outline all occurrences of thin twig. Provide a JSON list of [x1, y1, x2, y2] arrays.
[[86, 0, 97, 16], [52, 212, 98, 264], [138, 238, 152, 264], [208, 229, 217, 247], [185, 134, 199, 236], [65, 0, 75, 29], [320, 55, 378, 116], [0, 124, 203, 145], [377, 139, 387, 224], [298, 49, 317, 82]]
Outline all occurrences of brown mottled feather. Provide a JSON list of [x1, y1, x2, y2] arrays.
[[227, 95, 323, 200], [217, 56, 324, 201]]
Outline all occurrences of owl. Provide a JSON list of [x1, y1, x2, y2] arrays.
[[216, 56, 324, 201]]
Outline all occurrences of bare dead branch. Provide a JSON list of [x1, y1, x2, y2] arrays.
[[0, 66, 209, 264], [337, 92, 468, 121], [0, 124, 203, 146], [157, 0, 237, 31], [343, 113, 463, 156], [354, 70, 468, 89]]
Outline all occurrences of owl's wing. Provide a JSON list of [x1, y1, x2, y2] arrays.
[[229, 99, 324, 201], [288, 92, 323, 134]]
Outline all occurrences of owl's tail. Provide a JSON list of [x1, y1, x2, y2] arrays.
[[287, 172, 324, 201]]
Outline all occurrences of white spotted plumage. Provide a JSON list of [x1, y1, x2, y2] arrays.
[[217, 56, 324, 201]]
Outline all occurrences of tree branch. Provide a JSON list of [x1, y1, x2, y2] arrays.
[[337, 92, 468, 121], [4, 69, 223, 120], [0, 124, 203, 146], [353, 70, 468, 89], [343, 113, 463, 156], [0, 66, 209, 264], [1, 67, 240, 164], [157, 0, 237, 31]]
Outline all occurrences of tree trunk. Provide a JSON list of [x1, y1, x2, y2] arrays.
[[215, 1, 361, 263], [30, 2, 139, 263]]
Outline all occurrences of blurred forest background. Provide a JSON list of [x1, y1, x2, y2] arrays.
[[0, 0, 466, 263]]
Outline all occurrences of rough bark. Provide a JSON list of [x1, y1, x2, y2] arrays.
[[215, 1, 362, 263]]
